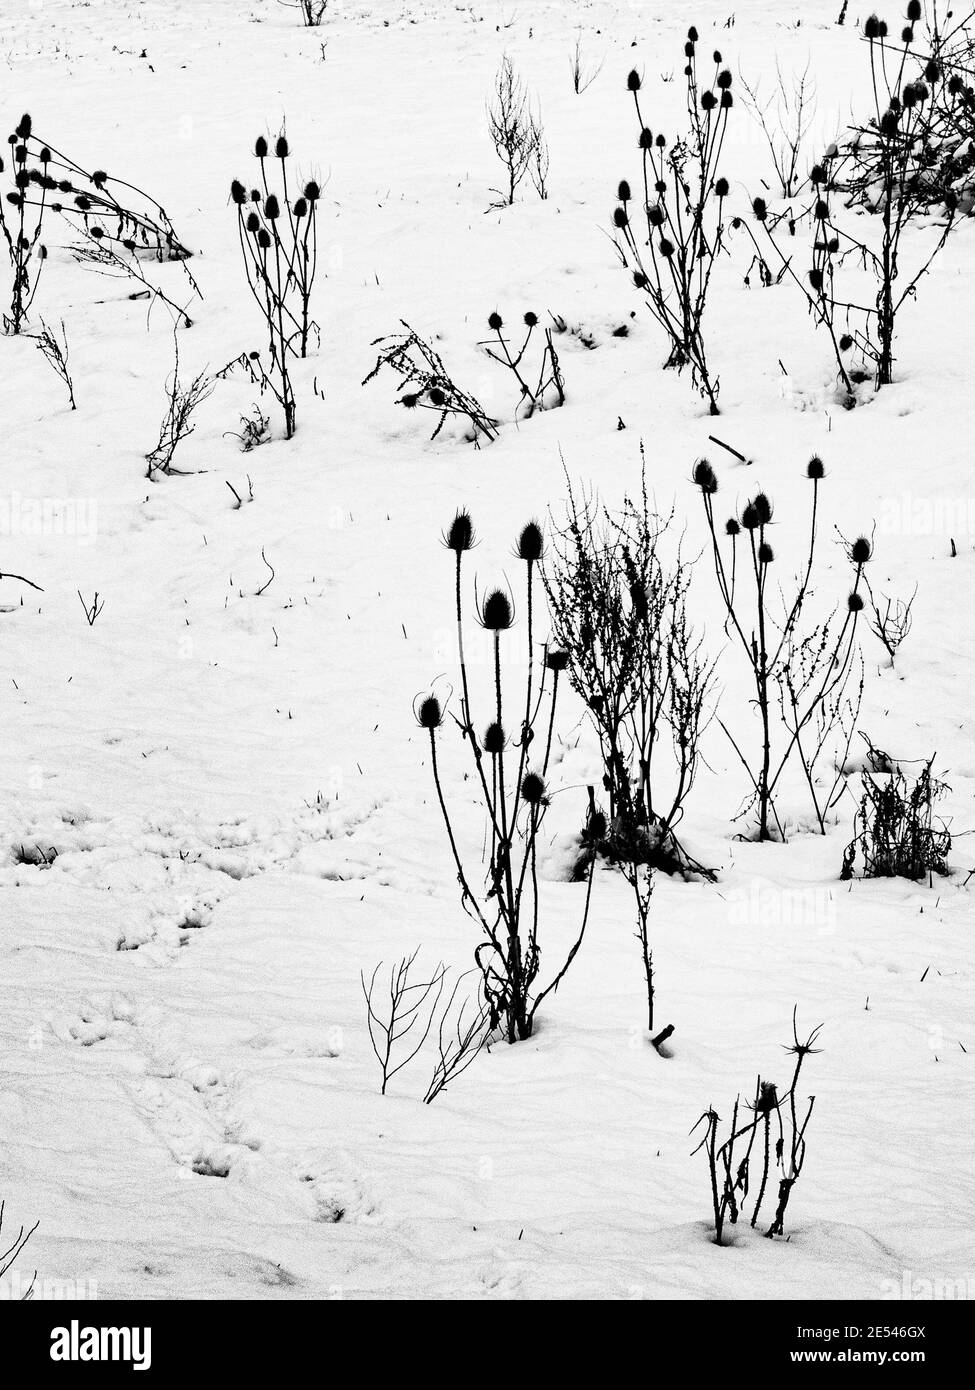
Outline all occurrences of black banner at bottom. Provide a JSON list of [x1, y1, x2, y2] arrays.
[[3, 1298, 965, 1375]]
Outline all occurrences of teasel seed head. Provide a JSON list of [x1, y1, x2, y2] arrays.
[[275, 136, 289, 158], [850, 536, 872, 565], [443, 508, 475, 553], [758, 541, 774, 565], [480, 588, 514, 631], [254, 136, 268, 157], [693, 458, 718, 494], [545, 648, 569, 672], [516, 520, 544, 563], [848, 591, 865, 612], [231, 179, 247, 204], [483, 721, 506, 755], [520, 771, 547, 806], [627, 70, 642, 91], [752, 492, 773, 526], [428, 387, 446, 407], [725, 517, 740, 536], [488, 311, 503, 330], [806, 456, 825, 480], [416, 694, 443, 730]]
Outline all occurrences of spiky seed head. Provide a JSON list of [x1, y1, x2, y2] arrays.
[[715, 176, 729, 197], [864, 13, 881, 37], [752, 492, 773, 525], [809, 267, 824, 291], [257, 228, 271, 249], [907, 0, 921, 19], [401, 392, 419, 408], [741, 502, 760, 530], [827, 236, 840, 254], [659, 237, 675, 258], [717, 69, 732, 90], [428, 387, 446, 407], [618, 179, 631, 201], [627, 69, 642, 91], [588, 808, 608, 841], [851, 536, 872, 564], [902, 25, 915, 42], [545, 648, 569, 672], [304, 180, 321, 201], [444, 509, 475, 553], [753, 196, 768, 221], [848, 591, 865, 612], [839, 333, 853, 351], [246, 211, 260, 233], [40, 147, 51, 165], [725, 517, 740, 536], [264, 194, 280, 220], [613, 206, 628, 228], [15, 113, 31, 139], [520, 772, 547, 806], [687, 25, 699, 41], [516, 521, 544, 563], [693, 459, 718, 494], [481, 588, 514, 631], [684, 42, 694, 58], [924, 59, 940, 82], [810, 163, 826, 185], [639, 126, 653, 150], [483, 721, 506, 754], [721, 90, 733, 108], [758, 541, 774, 564], [488, 311, 503, 330], [807, 456, 825, 480], [648, 203, 665, 227], [633, 271, 649, 290], [293, 197, 308, 218], [655, 133, 666, 148], [255, 136, 268, 157], [231, 179, 247, 204], [275, 136, 289, 158], [713, 48, 722, 63], [417, 694, 443, 729], [701, 91, 717, 111]]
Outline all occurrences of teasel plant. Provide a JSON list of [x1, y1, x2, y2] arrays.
[[611, 27, 735, 414], [2, 112, 199, 333], [481, 310, 565, 417], [694, 455, 870, 841], [0, 115, 49, 334], [739, 6, 959, 398], [230, 133, 322, 438], [691, 1008, 822, 1245], [416, 510, 601, 1044]]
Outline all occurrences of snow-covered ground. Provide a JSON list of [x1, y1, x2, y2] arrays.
[[0, 0, 973, 1300]]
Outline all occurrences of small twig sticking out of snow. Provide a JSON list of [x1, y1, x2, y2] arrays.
[[256, 548, 275, 597]]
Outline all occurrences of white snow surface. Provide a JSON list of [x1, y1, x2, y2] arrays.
[[0, 0, 973, 1300]]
